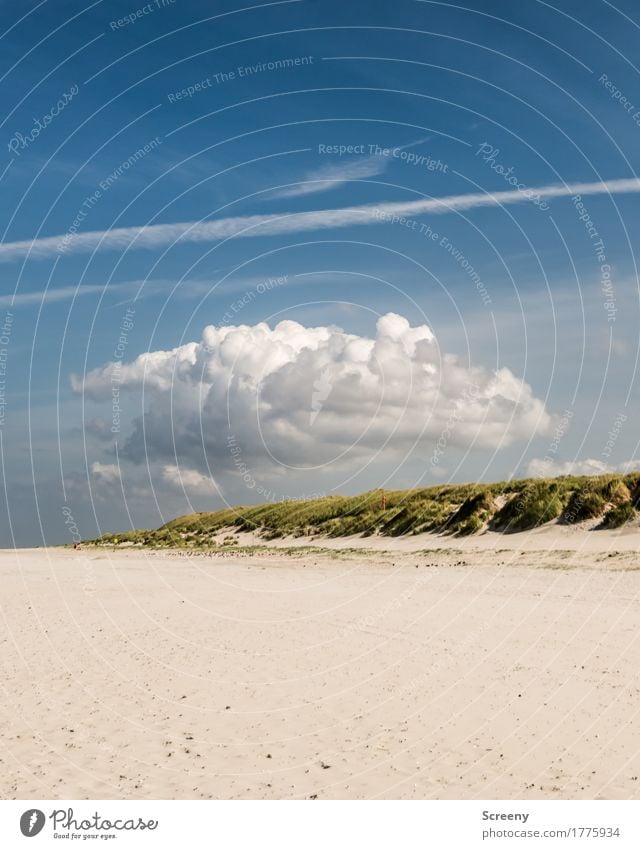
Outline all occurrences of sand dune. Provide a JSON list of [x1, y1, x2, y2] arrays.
[[1, 536, 639, 799]]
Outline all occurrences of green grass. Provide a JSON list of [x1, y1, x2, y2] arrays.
[[491, 481, 565, 532], [85, 472, 640, 547], [599, 502, 636, 529], [442, 491, 496, 535], [561, 477, 632, 525], [562, 488, 607, 524]]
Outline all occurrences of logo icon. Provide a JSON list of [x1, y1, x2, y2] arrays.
[[20, 809, 45, 837]]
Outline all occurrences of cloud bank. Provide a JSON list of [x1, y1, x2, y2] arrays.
[[74, 313, 552, 483], [527, 457, 640, 477], [3, 177, 639, 263]]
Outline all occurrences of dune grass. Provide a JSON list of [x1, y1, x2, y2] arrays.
[[599, 501, 636, 529], [562, 488, 607, 525], [85, 472, 640, 548], [490, 481, 564, 533]]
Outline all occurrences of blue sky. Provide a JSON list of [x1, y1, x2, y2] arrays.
[[1, 0, 640, 545]]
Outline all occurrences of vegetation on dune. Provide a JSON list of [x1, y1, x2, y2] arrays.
[[562, 488, 607, 524], [442, 491, 497, 535], [85, 472, 639, 548], [628, 475, 640, 506], [491, 481, 565, 532], [605, 478, 632, 505], [599, 501, 636, 529], [562, 477, 632, 525]]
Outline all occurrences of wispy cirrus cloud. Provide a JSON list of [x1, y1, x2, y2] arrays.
[[268, 154, 388, 199], [267, 136, 432, 199], [0, 282, 130, 309], [1, 177, 639, 264], [0, 278, 171, 309], [0, 272, 295, 310]]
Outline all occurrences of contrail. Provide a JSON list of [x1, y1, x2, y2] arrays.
[[1, 177, 638, 264]]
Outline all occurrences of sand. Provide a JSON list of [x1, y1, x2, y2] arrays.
[[1, 530, 639, 800]]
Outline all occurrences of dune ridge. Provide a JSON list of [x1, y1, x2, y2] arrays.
[[89, 472, 640, 549]]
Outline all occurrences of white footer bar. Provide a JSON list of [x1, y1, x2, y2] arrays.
[[0, 800, 638, 848]]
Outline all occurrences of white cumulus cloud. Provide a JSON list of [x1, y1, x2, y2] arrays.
[[90, 462, 121, 482], [74, 313, 553, 479], [162, 464, 217, 494]]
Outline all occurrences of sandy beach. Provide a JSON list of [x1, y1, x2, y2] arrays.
[[1, 533, 639, 800]]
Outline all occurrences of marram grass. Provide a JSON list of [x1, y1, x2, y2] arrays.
[[86, 472, 640, 548]]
